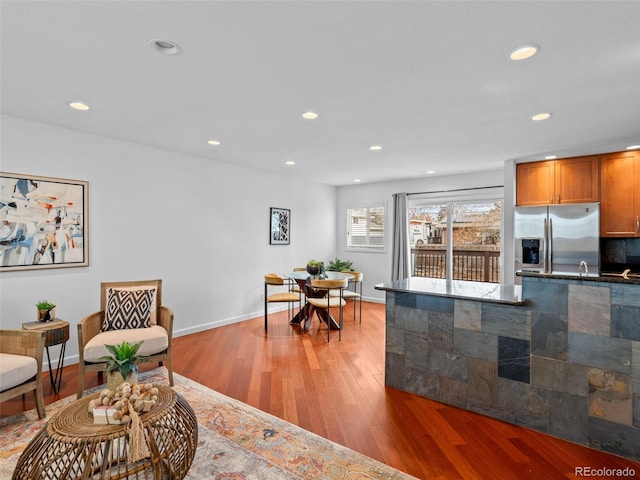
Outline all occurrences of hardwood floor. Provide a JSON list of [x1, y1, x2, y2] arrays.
[[3, 301, 639, 479]]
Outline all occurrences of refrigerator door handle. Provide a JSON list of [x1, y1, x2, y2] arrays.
[[543, 218, 548, 273], [548, 217, 553, 273]]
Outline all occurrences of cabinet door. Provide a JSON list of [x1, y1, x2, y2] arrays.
[[516, 161, 555, 206], [600, 151, 639, 237], [554, 156, 599, 204]]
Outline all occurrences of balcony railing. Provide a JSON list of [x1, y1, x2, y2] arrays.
[[411, 246, 501, 283]]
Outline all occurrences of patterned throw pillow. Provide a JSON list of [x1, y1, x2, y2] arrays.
[[103, 288, 156, 331]]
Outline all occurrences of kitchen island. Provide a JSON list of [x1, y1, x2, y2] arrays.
[[375, 273, 640, 461]]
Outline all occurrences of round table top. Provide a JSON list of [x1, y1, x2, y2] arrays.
[[47, 385, 176, 440], [288, 271, 354, 281]]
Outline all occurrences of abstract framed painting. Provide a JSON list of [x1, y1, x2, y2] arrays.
[[0, 172, 89, 271], [270, 207, 290, 245]]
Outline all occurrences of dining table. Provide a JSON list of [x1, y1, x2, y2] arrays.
[[286, 271, 354, 334]]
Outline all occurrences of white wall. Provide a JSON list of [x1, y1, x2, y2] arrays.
[[0, 116, 337, 365], [336, 168, 511, 301]]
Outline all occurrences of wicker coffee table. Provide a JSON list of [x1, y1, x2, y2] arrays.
[[13, 386, 198, 480]]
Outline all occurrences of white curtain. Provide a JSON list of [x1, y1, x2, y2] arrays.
[[391, 193, 410, 280]]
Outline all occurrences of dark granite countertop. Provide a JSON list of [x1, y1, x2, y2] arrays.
[[375, 277, 524, 305], [516, 270, 640, 285]]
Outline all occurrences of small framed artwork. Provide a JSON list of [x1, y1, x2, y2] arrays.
[[0, 172, 89, 271], [270, 207, 290, 245]]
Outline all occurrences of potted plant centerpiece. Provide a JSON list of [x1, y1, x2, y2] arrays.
[[326, 257, 353, 272], [100, 340, 143, 390], [36, 300, 56, 322], [306, 259, 324, 277]]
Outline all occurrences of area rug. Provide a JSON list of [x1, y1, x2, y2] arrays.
[[0, 368, 417, 479]]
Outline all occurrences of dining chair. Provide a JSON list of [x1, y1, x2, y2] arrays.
[[306, 277, 348, 342], [330, 271, 363, 323], [264, 273, 301, 333]]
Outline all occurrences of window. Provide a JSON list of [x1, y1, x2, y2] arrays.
[[409, 200, 502, 283], [347, 206, 385, 250]]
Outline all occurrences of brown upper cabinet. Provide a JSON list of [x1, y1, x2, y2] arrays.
[[600, 150, 640, 237], [516, 155, 599, 206]]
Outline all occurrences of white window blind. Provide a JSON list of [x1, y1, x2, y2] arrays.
[[347, 206, 385, 249]]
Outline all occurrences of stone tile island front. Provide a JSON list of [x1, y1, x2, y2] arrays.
[[375, 274, 640, 461]]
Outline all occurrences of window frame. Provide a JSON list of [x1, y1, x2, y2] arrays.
[[346, 204, 386, 252], [408, 187, 503, 283]]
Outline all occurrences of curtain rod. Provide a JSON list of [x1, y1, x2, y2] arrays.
[[406, 185, 504, 196]]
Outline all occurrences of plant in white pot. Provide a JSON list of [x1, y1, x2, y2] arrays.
[[100, 340, 143, 390]]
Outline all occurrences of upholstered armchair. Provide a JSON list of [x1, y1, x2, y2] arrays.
[[77, 279, 174, 398], [0, 329, 47, 419]]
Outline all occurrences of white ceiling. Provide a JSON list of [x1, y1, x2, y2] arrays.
[[2, 1, 640, 186]]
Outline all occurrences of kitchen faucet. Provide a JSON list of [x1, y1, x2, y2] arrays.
[[579, 260, 588, 276]]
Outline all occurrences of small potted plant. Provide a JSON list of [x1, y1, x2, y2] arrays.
[[326, 257, 353, 272], [306, 259, 321, 276], [100, 340, 143, 390], [36, 300, 56, 322]]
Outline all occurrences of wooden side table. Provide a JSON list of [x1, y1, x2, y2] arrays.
[[22, 319, 69, 394]]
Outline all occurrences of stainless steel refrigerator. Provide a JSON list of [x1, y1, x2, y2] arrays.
[[514, 202, 600, 276]]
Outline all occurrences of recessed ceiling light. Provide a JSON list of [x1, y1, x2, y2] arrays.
[[369, 145, 382, 151], [626, 145, 640, 150], [302, 111, 318, 120], [531, 112, 551, 121], [207, 139, 221, 146], [69, 102, 90, 111], [148, 38, 182, 56], [510, 44, 539, 61], [426, 170, 435, 174], [285, 161, 295, 165], [353, 179, 361, 182], [545, 155, 557, 160]]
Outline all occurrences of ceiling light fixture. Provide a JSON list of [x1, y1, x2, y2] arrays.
[[510, 44, 539, 61], [302, 111, 318, 120], [369, 145, 382, 151], [207, 140, 221, 146], [285, 161, 295, 165], [148, 38, 182, 56], [426, 170, 435, 174], [531, 112, 551, 121], [353, 179, 361, 182], [69, 102, 90, 111], [626, 145, 640, 150], [545, 155, 557, 160]]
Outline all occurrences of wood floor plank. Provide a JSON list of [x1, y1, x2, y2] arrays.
[[282, 377, 299, 425], [406, 400, 467, 446], [2, 301, 640, 479], [439, 406, 532, 464]]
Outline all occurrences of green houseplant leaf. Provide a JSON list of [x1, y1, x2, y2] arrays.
[[36, 300, 56, 310], [327, 257, 353, 272], [99, 340, 144, 380]]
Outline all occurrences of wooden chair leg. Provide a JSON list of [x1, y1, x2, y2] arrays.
[[165, 355, 174, 387], [35, 381, 45, 419], [77, 364, 85, 399]]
